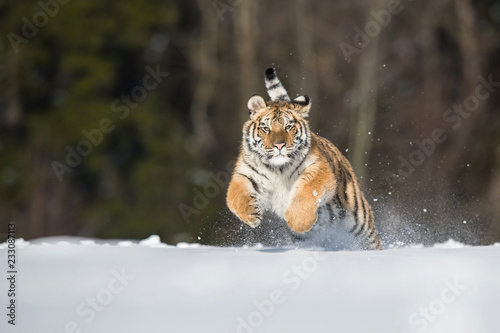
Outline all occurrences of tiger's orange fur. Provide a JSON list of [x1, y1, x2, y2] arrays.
[[226, 68, 382, 250]]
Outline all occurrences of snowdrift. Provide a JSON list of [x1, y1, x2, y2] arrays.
[[1, 236, 500, 333]]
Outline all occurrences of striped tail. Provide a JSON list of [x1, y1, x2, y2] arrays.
[[264, 67, 291, 102]]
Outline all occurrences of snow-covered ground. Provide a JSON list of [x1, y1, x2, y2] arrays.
[[1, 236, 500, 333]]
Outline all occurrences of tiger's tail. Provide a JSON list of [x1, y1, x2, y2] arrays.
[[264, 67, 291, 102]]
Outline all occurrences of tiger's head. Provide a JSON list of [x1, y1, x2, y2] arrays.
[[242, 94, 312, 167]]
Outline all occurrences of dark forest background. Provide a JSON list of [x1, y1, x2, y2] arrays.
[[1, 0, 500, 246]]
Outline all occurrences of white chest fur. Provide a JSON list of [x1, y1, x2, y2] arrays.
[[259, 172, 297, 218], [239, 153, 315, 220]]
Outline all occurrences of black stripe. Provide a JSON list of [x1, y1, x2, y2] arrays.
[[300, 171, 316, 182], [290, 152, 308, 176], [332, 156, 340, 177], [276, 95, 290, 101], [244, 136, 262, 157], [354, 221, 366, 237], [352, 185, 358, 223], [354, 182, 365, 223], [244, 125, 255, 148], [332, 195, 345, 219], [360, 196, 367, 224], [251, 122, 258, 140], [268, 82, 281, 91], [261, 162, 274, 170], [348, 185, 362, 235], [326, 203, 335, 223], [367, 228, 376, 239], [339, 170, 348, 204], [243, 123, 266, 159], [242, 156, 269, 180], [349, 222, 358, 234], [295, 120, 302, 137], [236, 173, 260, 194], [321, 142, 336, 174], [248, 122, 255, 136]]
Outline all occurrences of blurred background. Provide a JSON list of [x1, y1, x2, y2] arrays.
[[1, 0, 499, 246]]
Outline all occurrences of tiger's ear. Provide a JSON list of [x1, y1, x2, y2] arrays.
[[293, 95, 311, 118], [247, 95, 266, 118]]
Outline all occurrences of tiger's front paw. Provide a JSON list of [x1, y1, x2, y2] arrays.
[[245, 215, 262, 228], [284, 202, 318, 233], [228, 195, 262, 228], [240, 198, 263, 228]]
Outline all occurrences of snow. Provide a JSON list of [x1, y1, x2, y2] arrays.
[[1, 236, 500, 333], [432, 239, 469, 249]]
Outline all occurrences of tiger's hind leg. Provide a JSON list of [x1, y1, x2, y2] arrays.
[[333, 195, 382, 250], [342, 208, 383, 250], [357, 221, 383, 250]]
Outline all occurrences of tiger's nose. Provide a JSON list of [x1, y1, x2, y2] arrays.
[[274, 141, 286, 150]]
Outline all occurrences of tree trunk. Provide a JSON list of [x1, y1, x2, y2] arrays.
[[349, 3, 383, 183], [235, 0, 260, 125], [188, 0, 220, 154]]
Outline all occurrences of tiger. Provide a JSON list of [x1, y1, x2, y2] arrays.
[[226, 67, 382, 250]]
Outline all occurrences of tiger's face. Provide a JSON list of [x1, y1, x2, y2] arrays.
[[243, 95, 311, 167]]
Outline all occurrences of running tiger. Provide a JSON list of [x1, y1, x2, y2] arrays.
[[226, 68, 382, 250]]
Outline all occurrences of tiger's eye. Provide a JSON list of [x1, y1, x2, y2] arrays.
[[261, 127, 270, 133], [285, 124, 293, 131]]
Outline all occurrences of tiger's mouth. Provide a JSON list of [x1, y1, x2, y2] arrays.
[[265, 148, 295, 165]]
